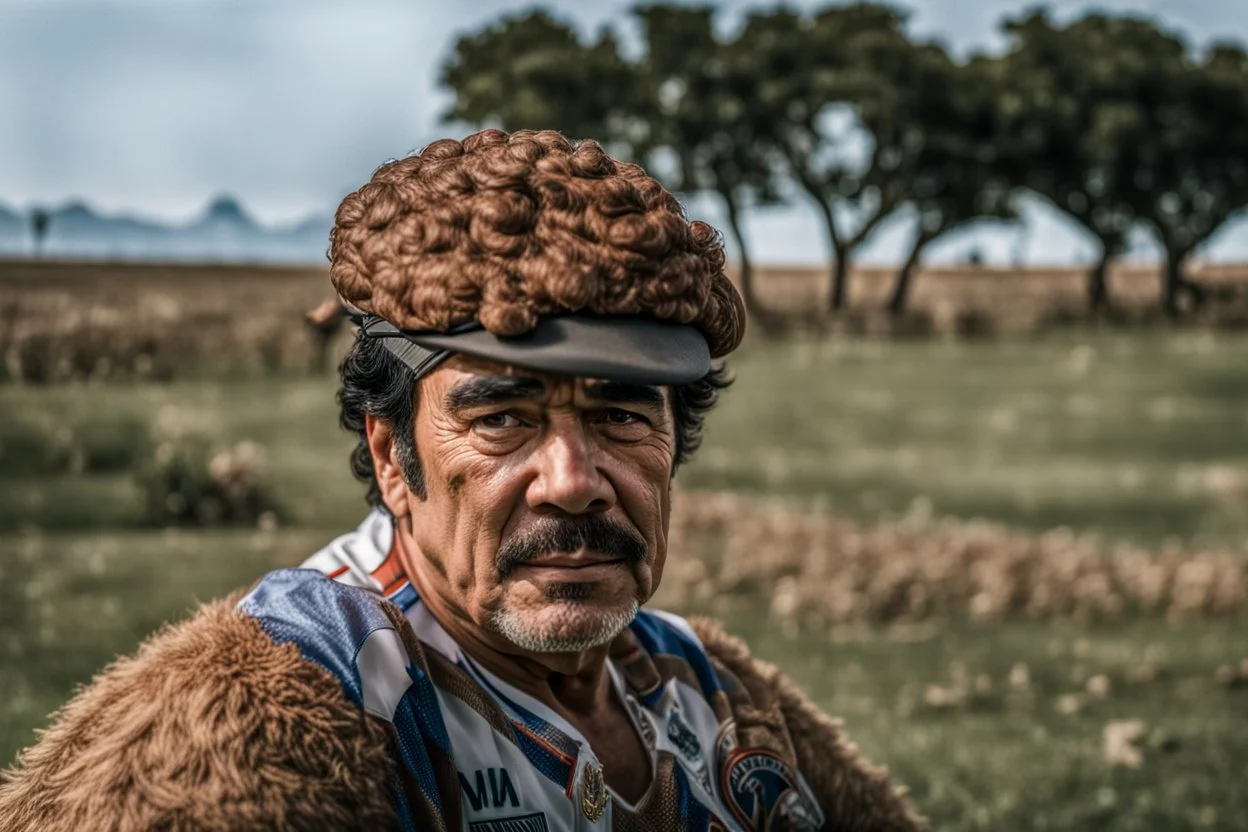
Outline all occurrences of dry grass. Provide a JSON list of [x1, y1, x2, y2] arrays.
[[745, 262, 1248, 335], [0, 259, 335, 381], [659, 491, 1247, 627], [5, 258, 1248, 385]]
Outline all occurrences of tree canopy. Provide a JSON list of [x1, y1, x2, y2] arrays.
[[440, 10, 634, 150], [440, 3, 1248, 319]]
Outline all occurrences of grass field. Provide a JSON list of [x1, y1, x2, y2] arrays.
[[6, 257, 1248, 384], [2, 328, 1247, 829], [6, 329, 1248, 547]]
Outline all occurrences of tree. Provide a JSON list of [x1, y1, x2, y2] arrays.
[[630, 4, 785, 322], [440, 10, 635, 149], [736, 3, 936, 312], [441, 5, 787, 324], [30, 208, 50, 257], [996, 11, 1200, 314], [1132, 43, 1248, 315], [887, 55, 1016, 314]]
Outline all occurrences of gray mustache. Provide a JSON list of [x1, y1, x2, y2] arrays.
[[495, 515, 647, 578]]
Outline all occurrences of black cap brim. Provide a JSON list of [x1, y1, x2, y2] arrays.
[[364, 314, 711, 385], [411, 315, 710, 385]]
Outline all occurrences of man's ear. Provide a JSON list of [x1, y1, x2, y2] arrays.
[[364, 413, 412, 519]]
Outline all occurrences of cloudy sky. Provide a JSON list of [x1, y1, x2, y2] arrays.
[[3, 0, 1247, 265]]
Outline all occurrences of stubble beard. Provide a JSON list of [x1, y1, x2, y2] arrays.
[[487, 514, 650, 652], [488, 593, 641, 653]]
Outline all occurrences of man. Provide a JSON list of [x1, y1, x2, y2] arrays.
[[0, 130, 925, 831]]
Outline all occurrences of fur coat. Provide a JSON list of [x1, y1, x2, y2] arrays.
[[0, 595, 926, 831]]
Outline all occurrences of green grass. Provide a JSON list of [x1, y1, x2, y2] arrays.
[[0, 377, 364, 531], [687, 330, 1248, 551], [4, 330, 1248, 547], [3, 329, 1248, 828]]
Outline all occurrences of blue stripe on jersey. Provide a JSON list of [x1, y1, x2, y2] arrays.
[[390, 691, 447, 813], [462, 661, 579, 758], [629, 610, 725, 700], [388, 582, 419, 612], [511, 724, 576, 794], [238, 569, 451, 815], [674, 764, 712, 831], [458, 658, 577, 792], [389, 780, 419, 832]]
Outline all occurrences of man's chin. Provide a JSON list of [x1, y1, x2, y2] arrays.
[[488, 599, 640, 654]]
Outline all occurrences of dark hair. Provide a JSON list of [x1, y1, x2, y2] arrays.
[[337, 332, 732, 508], [337, 335, 426, 505]]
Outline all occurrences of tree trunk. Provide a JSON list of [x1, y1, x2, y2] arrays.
[[830, 252, 851, 312], [1162, 248, 1201, 317], [802, 194, 848, 313], [1087, 251, 1111, 314], [889, 230, 934, 316], [720, 192, 762, 320]]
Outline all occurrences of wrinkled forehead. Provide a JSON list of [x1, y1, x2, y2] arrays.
[[419, 354, 670, 413]]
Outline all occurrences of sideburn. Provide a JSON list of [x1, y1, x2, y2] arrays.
[[394, 431, 427, 500]]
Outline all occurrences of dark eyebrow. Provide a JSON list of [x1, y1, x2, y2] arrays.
[[583, 380, 666, 412], [443, 376, 546, 413]]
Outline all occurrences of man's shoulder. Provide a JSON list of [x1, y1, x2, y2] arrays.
[[628, 606, 704, 656], [238, 567, 426, 722], [238, 566, 392, 646]]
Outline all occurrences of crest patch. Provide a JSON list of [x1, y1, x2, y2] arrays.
[[579, 762, 607, 822], [721, 749, 823, 832]]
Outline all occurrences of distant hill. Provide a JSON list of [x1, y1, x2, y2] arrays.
[[0, 197, 333, 264]]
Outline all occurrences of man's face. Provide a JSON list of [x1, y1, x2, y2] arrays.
[[390, 355, 675, 654]]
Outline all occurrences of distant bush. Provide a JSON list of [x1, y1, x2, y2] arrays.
[[132, 407, 283, 528], [660, 491, 1247, 626], [0, 415, 147, 476], [0, 265, 344, 385]]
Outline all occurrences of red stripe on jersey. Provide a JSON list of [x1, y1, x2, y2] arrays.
[[371, 549, 406, 591]]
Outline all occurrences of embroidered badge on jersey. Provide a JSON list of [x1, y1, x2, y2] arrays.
[[579, 763, 607, 822], [722, 749, 823, 832]]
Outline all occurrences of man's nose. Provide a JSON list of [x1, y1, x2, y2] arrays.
[[525, 426, 616, 515]]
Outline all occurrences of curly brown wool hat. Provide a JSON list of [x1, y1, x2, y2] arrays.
[[329, 129, 744, 384]]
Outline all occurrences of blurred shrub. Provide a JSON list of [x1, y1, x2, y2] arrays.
[[662, 491, 1247, 627], [0, 275, 342, 385], [0, 415, 148, 475], [133, 407, 283, 527]]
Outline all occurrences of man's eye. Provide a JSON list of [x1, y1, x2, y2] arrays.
[[477, 412, 522, 430], [601, 408, 644, 426]]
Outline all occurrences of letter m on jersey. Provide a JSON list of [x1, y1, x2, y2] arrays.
[[459, 768, 520, 812]]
